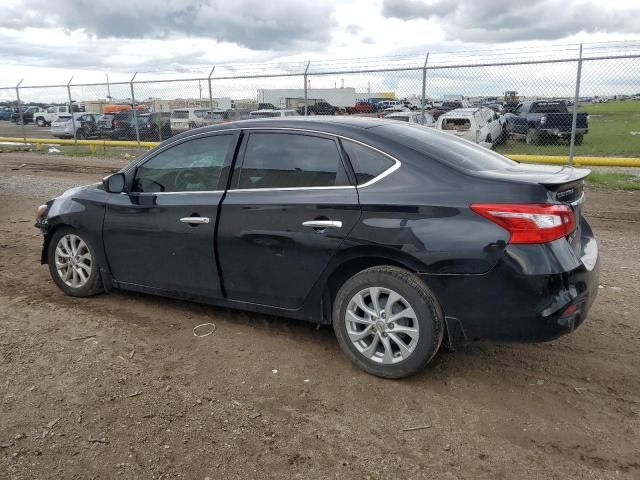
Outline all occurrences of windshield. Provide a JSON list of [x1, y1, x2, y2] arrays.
[[172, 111, 189, 119], [442, 102, 462, 109], [374, 123, 516, 172], [530, 102, 567, 113]]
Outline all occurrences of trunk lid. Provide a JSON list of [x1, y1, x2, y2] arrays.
[[480, 163, 589, 255]]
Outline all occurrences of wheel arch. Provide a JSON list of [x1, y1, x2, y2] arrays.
[[314, 246, 430, 325]]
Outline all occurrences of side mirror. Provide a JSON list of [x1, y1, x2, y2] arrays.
[[103, 172, 125, 193]]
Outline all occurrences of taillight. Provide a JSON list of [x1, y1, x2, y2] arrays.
[[470, 203, 576, 244]]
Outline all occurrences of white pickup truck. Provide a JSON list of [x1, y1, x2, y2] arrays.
[[34, 105, 73, 127]]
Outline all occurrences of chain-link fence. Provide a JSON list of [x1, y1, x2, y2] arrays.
[[1, 41, 639, 162]]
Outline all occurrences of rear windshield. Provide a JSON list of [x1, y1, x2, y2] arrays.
[[387, 115, 409, 122], [250, 111, 281, 118], [441, 118, 471, 130], [374, 123, 516, 172], [530, 102, 566, 113], [172, 111, 189, 119], [206, 112, 225, 120]]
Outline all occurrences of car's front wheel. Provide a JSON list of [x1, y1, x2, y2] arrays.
[[332, 266, 443, 379], [47, 228, 103, 297]]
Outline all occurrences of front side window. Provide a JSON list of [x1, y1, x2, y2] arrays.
[[341, 140, 395, 185], [133, 135, 232, 193], [235, 133, 344, 189]]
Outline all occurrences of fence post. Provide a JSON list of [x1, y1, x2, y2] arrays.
[[569, 43, 583, 166], [130, 72, 140, 145], [106, 73, 111, 100], [421, 53, 429, 116], [66, 76, 77, 148], [15, 79, 25, 142], [207, 66, 215, 113], [304, 61, 310, 116]]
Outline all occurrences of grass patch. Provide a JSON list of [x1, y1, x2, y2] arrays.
[[585, 171, 640, 190], [495, 100, 640, 157]]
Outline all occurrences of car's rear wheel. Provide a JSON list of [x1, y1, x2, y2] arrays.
[[36, 117, 45, 127], [332, 266, 443, 379], [47, 228, 103, 297]]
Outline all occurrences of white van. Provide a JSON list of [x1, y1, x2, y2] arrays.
[[170, 108, 211, 133]]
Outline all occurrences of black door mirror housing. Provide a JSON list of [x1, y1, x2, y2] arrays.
[[103, 172, 126, 193]]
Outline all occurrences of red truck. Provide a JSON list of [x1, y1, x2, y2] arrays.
[[345, 102, 377, 114]]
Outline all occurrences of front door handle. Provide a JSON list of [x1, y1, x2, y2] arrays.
[[302, 220, 342, 229], [180, 216, 210, 224]]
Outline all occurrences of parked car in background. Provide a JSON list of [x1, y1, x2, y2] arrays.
[[431, 100, 472, 119], [345, 102, 377, 114], [138, 112, 173, 141], [258, 102, 277, 110], [109, 110, 149, 140], [50, 113, 101, 139], [298, 101, 339, 116], [249, 109, 299, 118], [485, 103, 505, 114], [35, 117, 599, 379], [376, 100, 403, 112], [97, 113, 116, 135], [35, 105, 82, 127], [384, 111, 436, 126], [170, 108, 211, 134], [0, 107, 13, 120], [383, 105, 410, 114], [11, 106, 45, 124], [221, 109, 252, 122], [436, 107, 506, 148], [504, 101, 589, 145]]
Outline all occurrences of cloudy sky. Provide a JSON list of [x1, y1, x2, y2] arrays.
[[1, 0, 639, 99]]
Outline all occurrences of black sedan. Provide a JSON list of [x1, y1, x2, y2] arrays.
[[35, 117, 599, 378]]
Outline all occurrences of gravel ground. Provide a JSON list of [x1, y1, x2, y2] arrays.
[[0, 152, 639, 480]]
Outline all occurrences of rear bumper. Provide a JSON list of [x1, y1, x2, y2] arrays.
[[540, 128, 588, 137], [422, 221, 599, 345]]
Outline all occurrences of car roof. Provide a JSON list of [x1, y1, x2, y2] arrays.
[[439, 108, 483, 117], [385, 112, 415, 118]]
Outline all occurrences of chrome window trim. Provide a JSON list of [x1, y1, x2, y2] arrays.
[[129, 190, 225, 195], [136, 126, 402, 192], [228, 185, 356, 193]]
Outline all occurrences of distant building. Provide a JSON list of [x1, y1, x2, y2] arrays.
[[258, 88, 357, 107]]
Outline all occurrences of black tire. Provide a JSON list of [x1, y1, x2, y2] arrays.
[[526, 128, 540, 145], [332, 266, 444, 379], [574, 134, 584, 145], [47, 227, 103, 297], [76, 129, 86, 140], [36, 117, 45, 127]]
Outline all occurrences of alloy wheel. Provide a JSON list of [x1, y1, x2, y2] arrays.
[[54, 234, 92, 288], [345, 287, 420, 364]]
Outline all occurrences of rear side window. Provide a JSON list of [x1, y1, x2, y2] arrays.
[[442, 118, 471, 131], [234, 133, 345, 189], [133, 135, 232, 193], [341, 140, 395, 185], [375, 123, 516, 172]]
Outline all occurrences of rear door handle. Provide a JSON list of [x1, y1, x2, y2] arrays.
[[180, 217, 210, 224], [302, 220, 342, 229]]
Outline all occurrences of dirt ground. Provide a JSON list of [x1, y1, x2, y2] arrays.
[[0, 152, 639, 480]]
